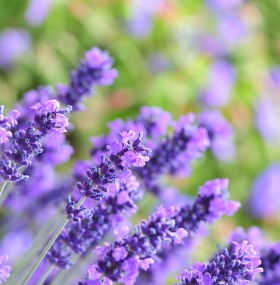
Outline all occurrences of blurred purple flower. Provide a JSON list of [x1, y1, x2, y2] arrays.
[[255, 94, 280, 142], [0, 29, 31, 69], [206, 0, 243, 12], [198, 111, 235, 162], [0, 255, 11, 284], [127, 0, 163, 38], [199, 60, 235, 107], [218, 14, 245, 48], [270, 67, 280, 89], [147, 53, 172, 74], [25, 0, 53, 26], [248, 163, 280, 219]]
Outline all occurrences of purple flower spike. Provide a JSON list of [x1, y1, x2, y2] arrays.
[[48, 175, 142, 268], [75, 131, 150, 202], [57, 47, 118, 110], [0, 100, 71, 182], [176, 241, 263, 285], [80, 179, 239, 285], [258, 242, 280, 284], [137, 113, 210, 194], [0, 255, 11, 284]]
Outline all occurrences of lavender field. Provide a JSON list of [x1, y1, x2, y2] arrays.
[[0, 1, 280, 284]]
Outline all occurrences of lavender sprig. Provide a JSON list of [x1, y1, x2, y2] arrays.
[[136, 113, 210, 194], [57, 47, 118, 110], [230, 227, 280, 284], [258, 243, 280, 284], [0, 100, 71, 184], [20, 130, 150, 284], [48, 175, 142, 269], [80, 179, 240, 285], [73, 130, 151, 203], [175, 240, 263, 285]]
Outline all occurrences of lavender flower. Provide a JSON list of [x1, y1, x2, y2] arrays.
[[80, 179, 239, 284], [229, 227, 264, 253], [0, 106, 20, 144], [137, 113, 210, 194], [258, 243, 280, 285], [57, 48, 118, 110], [91, 106, 172, 162], [175, 240, 262, 285], [48, 175, 142, 268], [0, 29, 31, 69], [247, 163, 280, 219], [74, 130, 151, 202], [0, 255, 11, 284], [0, 100, 71, 182], [229, 227, 280, 284]]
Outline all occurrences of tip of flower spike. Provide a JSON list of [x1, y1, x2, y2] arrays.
[[198, 178, 229, 197], [120, 130, 136, 143]]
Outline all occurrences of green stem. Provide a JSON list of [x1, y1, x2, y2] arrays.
[[37, 264, 54, 285], [0, 180, 8, 204], [21, 196, 86, 285], [9, 207, 64, 284]]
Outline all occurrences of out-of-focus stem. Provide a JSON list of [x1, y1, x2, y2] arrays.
[[0, 180, 8, 205], [20, 196, 86, 285], [9, 206, 64, 283], [37, 264, 54, 285]]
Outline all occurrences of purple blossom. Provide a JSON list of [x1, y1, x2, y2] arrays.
[[258, 243, 280, 284], [199, 60, 235, 108], [0, 106, 20, 144], [137, 113, 210, 194], [91, 106, 172, 163], [75, 130, 150, 202], [175, 241, 263, 285], [48, 175, 142, 269], [80, 179, 239, 284], [247, 163, 280, 219], [0, 255, 11, 284], [0, 100, 71, 182], [57, 47, 118, 110], [0, 29, 31, 69], [229, 227, 264, 253]]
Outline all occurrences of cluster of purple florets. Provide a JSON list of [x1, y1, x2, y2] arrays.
[[1, 45, 278, 285]]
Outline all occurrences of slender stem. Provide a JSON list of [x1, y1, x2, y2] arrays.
[[0, 180, 8, 203], [9, 206, 64, 284], [37, 264, 54, 285], [21, 196, 86, 285]]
